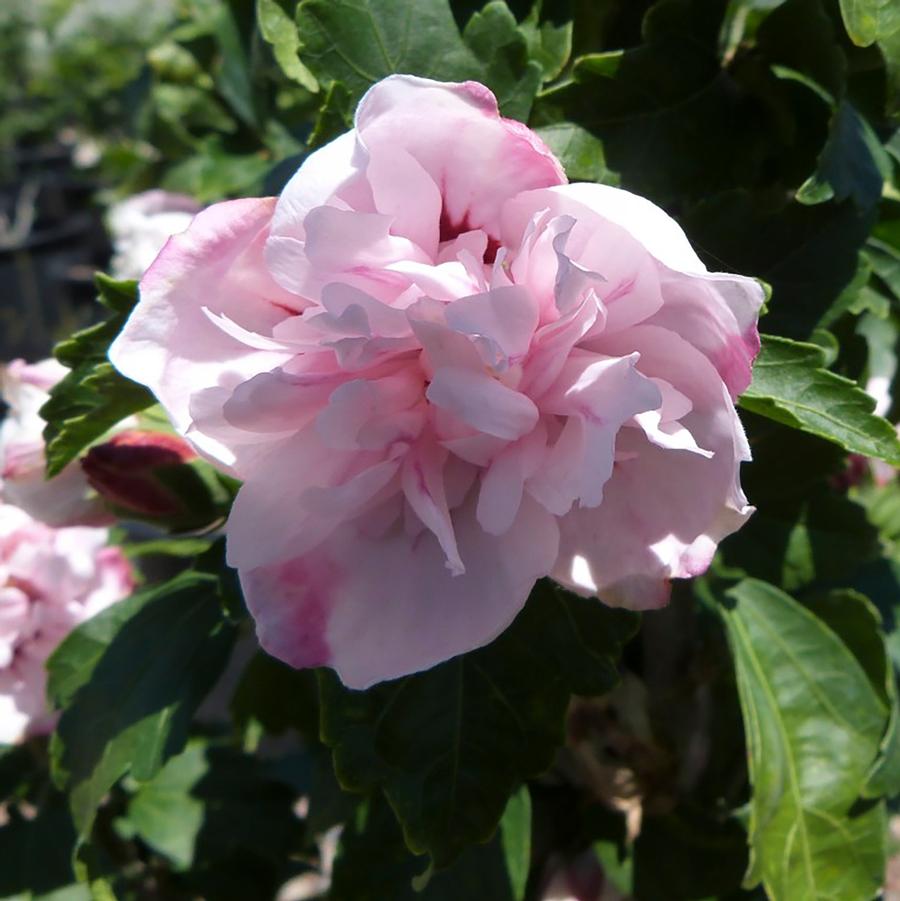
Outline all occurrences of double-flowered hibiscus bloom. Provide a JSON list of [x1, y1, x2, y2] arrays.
[[0, 504, 133, 744], [112, 76, 763, 688]]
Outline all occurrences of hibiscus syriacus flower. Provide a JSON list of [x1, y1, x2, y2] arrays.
[[0, 503, 133, 744], [1, 359, 110, 527], [111, 76, 763, 688]]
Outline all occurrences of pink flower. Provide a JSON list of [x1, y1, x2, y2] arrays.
[[110, 76, 762, 688], [1, 359, 111, 527], [0, 503, 133, 744]]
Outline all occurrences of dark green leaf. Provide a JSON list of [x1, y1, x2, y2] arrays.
[[632, 810, 750, 901], [161, 138, 272, 202], [307, 81, 353, 150], [683, 193, 872, 339], [720, 579, 888, 900], [461, 2, 543, 121], [319, 581, 637, 866], [232, 651, 320, 738], [880, 25, 900, 115], [295, 0, 483, 104], [41, 276, 154, 477], [208, 0, 258, 127], [740, 334, 900, 463], [330, 789, 531, 900], [126, 740, 306, 893], [532, 0, 827, 205], [796, 101, 889, 210], [755, 0, 847, 100], [0, 793, 87, 901], [520, 3, 572, 82], [295, 0, 541, 119], [47, 571, 236, 837]]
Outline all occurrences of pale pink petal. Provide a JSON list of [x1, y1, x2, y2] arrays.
[[110, 198, 298, 468], [552, 326, 753, 606], [444, 285, 539, 360], [645, 269, 763, 398], [367, 148, 442, 256], [427, 367, 539, 440], [401, 439, 463, 574], [240, 493, 559, 688], [501, 190, 666, 334], [355, 75, 565, 242], [506, 183, 705, 274], [528, 353, 661, 512], [271, 131, 363, 239], [476, 421, 547, 535], [316, 373, 425, 450], [225, 431, 399, 572]]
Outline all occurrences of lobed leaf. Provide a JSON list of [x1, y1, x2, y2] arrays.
[[319, 580, 637, 866], [295, 0, 543, 119], [330, 789, 531, 900]]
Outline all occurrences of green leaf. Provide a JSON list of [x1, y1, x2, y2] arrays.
[[231, 651, 320, 739], [295, 0, 541, 119], [319, 580, 637, 866], [721, 413, 880, 590], [880, 25, 900, 116], [47, 571, 236, 837], [796, 101, 889, 210], [801, 590, 900, 799], [740, 333, 900, 463], [534, 122, 616, 183], [41, 276, 154, 478], [683, 193, 872, 340], [307, 81, 353, 150], [520, 3, 572, 82], [839, 0, 900, 47], [816, 253, 875, 328], [866, 236, 900, 302], [755, 0, 847, 100], [719, 579, 888, 900], [330, 789, 531, 900], [125, 740, 306, 893], [295, 0, 482, 103], [126, 741, 207, 870], [532, 0, 828, 205], [206, 0, 258, 127], [461, 2, 543, 122], [256, 0, 319, 92], [162, 146, 272, 203]]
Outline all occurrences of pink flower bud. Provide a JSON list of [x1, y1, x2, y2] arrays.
[[82, 430, 197, 517]]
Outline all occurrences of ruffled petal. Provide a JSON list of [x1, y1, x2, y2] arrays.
[[552, 325, 753, 608], [240, 493, 559, 688], [355, 75, 566, 240], [110, 198, 298, 469]]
